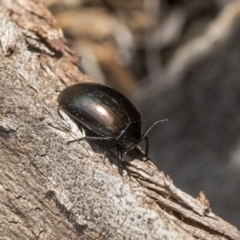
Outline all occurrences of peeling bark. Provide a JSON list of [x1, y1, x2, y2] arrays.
[[0, 1, 239, 239]]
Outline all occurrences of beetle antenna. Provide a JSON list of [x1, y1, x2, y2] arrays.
[[142, 136, 149, 158], [142, 119, 168, 139]]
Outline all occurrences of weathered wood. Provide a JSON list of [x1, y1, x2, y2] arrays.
[[0, 1, 239, 239]]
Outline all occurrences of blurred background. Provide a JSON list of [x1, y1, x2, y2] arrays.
[[46, 0, 240, 228]]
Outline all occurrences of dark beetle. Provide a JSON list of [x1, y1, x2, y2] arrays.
[[58, 82, 167, 160]]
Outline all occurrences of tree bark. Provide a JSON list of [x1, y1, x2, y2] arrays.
[[0, 1, 239, 239]]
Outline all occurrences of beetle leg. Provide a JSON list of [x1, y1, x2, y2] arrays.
[[57, 108, 63, 119], [67, 136, 114, 145], [117, 143, 122, 161], [142, 136, 149, 158], [121, 150, 128, 161]]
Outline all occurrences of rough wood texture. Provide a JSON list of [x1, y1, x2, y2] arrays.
[[0, 1, 239, 239]]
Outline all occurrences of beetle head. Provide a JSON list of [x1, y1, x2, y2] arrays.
[[117, 121, 142, 150]]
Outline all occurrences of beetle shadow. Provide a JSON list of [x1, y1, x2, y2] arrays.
[[90, 139, 147, 177], [95, 141, 149, 177]]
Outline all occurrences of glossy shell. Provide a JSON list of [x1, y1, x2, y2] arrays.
[[58, 83, 142, 149]]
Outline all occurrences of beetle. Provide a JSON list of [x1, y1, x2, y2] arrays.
[[58, 82, 167, 160]]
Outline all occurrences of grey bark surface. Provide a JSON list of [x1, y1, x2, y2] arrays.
[[0, 1, 239, 239]]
